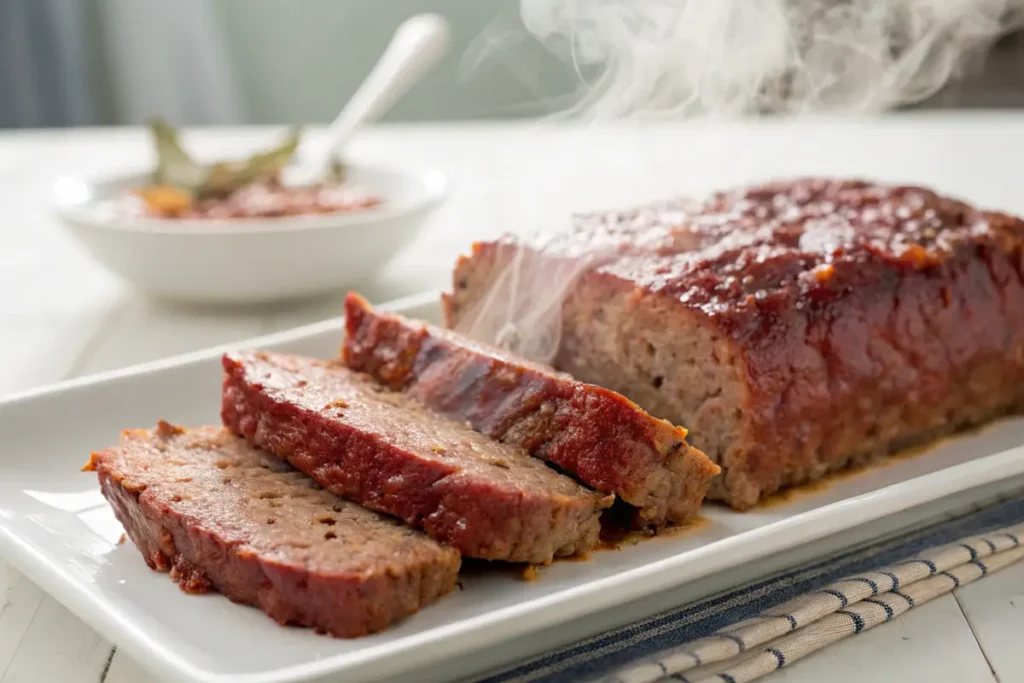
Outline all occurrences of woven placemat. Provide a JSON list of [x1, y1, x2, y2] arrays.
[[475, 494, 1024, 683]]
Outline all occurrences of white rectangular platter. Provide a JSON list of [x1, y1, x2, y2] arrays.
[[2, 291, 1024, 683]]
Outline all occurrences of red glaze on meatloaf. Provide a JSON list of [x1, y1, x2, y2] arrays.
[[221, 351, 612, 563], [443, 178, 1024, 509], [343, 292, 718, 527], [85, 422, 460, 637]]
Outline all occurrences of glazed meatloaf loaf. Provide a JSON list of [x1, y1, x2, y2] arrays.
[[222, 351, 612, 563], [443, 178, 1024, 510], [343, 292, 719, 527], [85, 421, 460, 637]]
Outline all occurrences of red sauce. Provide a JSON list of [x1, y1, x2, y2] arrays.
[[136, 178, 382, 220]]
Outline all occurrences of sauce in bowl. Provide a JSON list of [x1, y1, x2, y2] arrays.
[[133, 120, 383, 223], [134, 178, 382, 220]]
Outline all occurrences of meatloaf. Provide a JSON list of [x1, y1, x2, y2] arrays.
[[443, 178, 1024, 510], [84, 421, 460, 637], [342, 292, 719, 527], [221, 351, 612, 563]]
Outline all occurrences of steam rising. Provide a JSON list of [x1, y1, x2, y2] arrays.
[[520, 0, 1024, 117], [455, 0, 1024, 360], [457, 244, 619, 364]]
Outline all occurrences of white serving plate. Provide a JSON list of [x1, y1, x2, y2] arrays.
[[2, 291, 1024, 683]]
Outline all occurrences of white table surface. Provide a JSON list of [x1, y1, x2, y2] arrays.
[[1, 117, 1022, 683]]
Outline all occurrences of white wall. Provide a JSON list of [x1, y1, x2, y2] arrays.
[[212, 0, 580, 123], [80, 1, 1024, 126]]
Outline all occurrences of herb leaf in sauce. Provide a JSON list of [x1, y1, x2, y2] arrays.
[[149, 118, 206, 191], [327, 158, 347, 184], [147, 121, 303, 199], [201, 127, 302, 199]]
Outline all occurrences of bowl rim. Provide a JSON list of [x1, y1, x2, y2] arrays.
[[50, 160, 448, 237]]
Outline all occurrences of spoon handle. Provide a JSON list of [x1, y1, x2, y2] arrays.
[[324, 14, 450, 161]]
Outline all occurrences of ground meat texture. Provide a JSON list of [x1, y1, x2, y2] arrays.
[[83, 422, 460, 638], [342, 292, 719, 527], [221, 351, 612, 563], [442, 178, 1024, 510]]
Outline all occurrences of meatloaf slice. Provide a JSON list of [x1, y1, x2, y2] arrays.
[[443, 179, 1024, 510], [221, 351, 611, 563], [84, 421, 460, 637], [342, 292, 718, 527]]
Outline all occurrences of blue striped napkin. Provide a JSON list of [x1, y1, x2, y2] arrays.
[[475, 493, 1024, 683]]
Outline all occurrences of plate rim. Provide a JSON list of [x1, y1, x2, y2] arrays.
[[3, 289, 1024, 683], [49, 160, 449, 236], [0, 290, 441, 406]]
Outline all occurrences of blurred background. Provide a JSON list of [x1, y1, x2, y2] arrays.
[[1, 0, 578, 128], [4, 0, 1024, 130]]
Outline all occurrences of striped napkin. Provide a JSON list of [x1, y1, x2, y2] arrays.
[[475, 493, 1024, 683]]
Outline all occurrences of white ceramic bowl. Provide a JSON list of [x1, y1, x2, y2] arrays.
[[51, 162, 447, 304]]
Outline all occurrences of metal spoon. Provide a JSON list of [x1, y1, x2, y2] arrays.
[[287, 13, 451, 186]]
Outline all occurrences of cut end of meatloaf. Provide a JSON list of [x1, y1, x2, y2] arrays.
[[444, 179, 1024, 510], [343, 291, 718, 526], [445, 241, 750, 507], [84, 421, 460, 638], [221, 351, 612, 563]]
